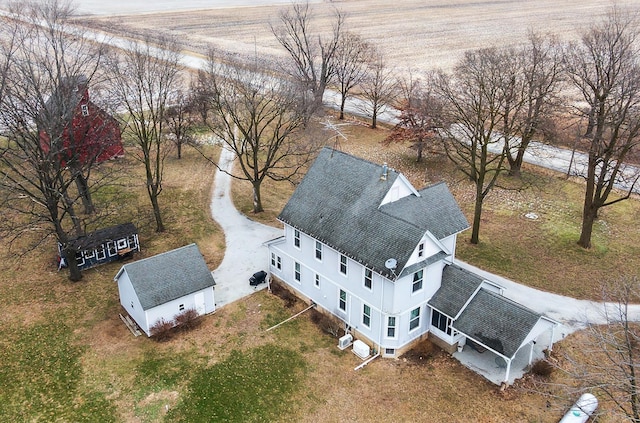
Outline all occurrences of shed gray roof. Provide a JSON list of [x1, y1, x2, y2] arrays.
[[428, 264, 484, 319], [278, 148, 469, 278], [119, 243, 215, 310], [69, 222, 137, 251], [453, 289, 542, 358]]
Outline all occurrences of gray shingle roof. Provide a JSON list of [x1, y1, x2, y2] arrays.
[[398, 251, 448, 278], [69, 222, 137, 251], [428, 264, 484, 318], [453, 289, 542, 358], [120, 243, 215, 310], [278, 147, 469, 278], [378, 183, 470, 240]]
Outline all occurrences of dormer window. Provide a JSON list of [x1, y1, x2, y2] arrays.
[[81, 104, 89, 116], [418, 243, 424, 257]]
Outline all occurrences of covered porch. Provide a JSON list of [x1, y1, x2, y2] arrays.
[[452, 323, 557, 385], [450, 289, 559, 385]]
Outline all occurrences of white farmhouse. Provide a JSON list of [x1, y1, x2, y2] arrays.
[[115, 243, 216, 336], [267, 147, 556, 383]]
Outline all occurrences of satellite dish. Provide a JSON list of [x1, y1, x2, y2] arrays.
[[385, 258, 397, 270]]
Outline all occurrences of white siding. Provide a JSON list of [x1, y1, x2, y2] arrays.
[[116, 268, 215, 336], [144, 287, 215, 336], [116, 270, 147, 334], [379, 174, 417, 206], [440, 234, 457, 261], [268, 223, 449, 352], [404, 234, 442, 268]]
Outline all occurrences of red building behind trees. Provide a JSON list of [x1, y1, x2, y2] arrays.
[[40, 76, 124, 165]]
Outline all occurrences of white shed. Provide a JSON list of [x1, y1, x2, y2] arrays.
[[114, 243, 216, 336]]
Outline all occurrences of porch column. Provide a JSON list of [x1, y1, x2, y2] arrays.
[[504, 358, 512, 384], [528, 341, 534, 365]]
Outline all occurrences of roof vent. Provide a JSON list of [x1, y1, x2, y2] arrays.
[[381, 162, 388, 181]]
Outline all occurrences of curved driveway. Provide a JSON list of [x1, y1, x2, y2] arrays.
[[209, 146, 640, 335], [210, 146, 281, 308]]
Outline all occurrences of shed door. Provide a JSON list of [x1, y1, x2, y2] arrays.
[[194, 292, 205, 315]]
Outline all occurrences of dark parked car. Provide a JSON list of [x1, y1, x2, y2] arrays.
[[249, 270, 268, 286]]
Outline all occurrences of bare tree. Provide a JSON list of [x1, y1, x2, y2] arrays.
[[0, 0, 111, 281], [108, 36, 183, 232], [564, 9, 640, 249], [434, 48, 515, 245], [271, 0, 344, 112], [196, 50, 318, 213], [334, 31, 369, 120], [549, 277, 640, 422], [360, 49, 397, 129], [505, 32, 564, 177], [384, 73, 444, 162], [165, 88, 196, 159]]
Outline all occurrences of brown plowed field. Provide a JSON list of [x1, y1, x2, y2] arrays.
[[82, 0, 637, 72]]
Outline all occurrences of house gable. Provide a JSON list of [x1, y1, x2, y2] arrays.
[[278, 147, 469, 279], [379, 173, 419, 206], [402, 231, 452, 270], [118, 243, 215, 311]]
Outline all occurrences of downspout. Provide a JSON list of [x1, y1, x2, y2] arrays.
[[355, 352, 380, 371], [379, 273, 385, 356]]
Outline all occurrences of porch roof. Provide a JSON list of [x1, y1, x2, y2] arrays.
[[452, 289, 542, 359], [428, 264, 483, 319]]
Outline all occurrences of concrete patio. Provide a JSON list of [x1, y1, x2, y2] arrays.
[[453, 329, 558, 386]]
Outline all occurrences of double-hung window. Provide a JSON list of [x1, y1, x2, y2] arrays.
[[409, 307, 420, 331], [294, 229, 300, 248], [412, 270, 423, 293], [340, 255, 347, 275], [364, 268, 372, 290], [294, 262, 301, 282], [271, 253, 282, 270], [339, 289, 347, 312], [314, 273, 320, 287], [387, 316, 396, 338], [418, 243, 424, 257], [315, 241, 322, 260], [363, 304, 371, 327]]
